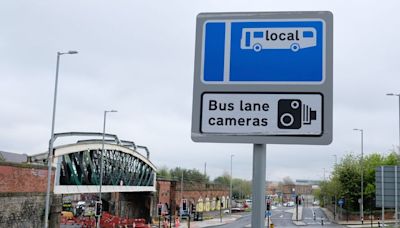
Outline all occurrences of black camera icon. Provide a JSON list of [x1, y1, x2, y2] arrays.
[[277, 99, 317, 129]]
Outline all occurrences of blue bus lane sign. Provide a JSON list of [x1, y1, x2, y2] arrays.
[[192, 12, 333, 145]]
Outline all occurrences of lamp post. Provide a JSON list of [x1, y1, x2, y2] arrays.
[[333, 154, 337, 220], [354, 128, 364, 224], [386, 93, 400, 153], [44, 50, 78, 228], [386, 93, 400, 228], [97, 110, 117, 228], [230, 154, 234, 214]]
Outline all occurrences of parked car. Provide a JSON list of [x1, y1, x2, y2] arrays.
[[284, 201, 295, 207]]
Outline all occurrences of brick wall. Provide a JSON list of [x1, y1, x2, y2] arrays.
[[0, 162, 60, 228], [156, 179, 229, 213], [0, 162, 54, 192]]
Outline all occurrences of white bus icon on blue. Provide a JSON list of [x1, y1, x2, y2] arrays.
[[240, 27, 317, 52]]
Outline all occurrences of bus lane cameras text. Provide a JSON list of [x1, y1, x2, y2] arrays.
[[207, 100, 269, 127]]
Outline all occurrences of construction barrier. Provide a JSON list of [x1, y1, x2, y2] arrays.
[[60, 212, 149, 228]]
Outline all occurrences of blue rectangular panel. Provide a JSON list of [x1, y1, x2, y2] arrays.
[[303, 31, 314, 38], [230, 21, 323, 82], [245, 32, 250, 47], [203, 23, 225, 82], [202, 20, 324, 83]]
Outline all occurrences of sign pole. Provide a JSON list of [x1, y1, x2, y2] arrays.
[[396, 166, 398, 227], [251, 144, 266, 228], [382, 166, 385, 226]]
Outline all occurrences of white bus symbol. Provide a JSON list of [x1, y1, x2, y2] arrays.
[[240, 27, 317, 52]]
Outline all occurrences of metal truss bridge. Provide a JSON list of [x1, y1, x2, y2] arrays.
[[29, 132, 156, 194]]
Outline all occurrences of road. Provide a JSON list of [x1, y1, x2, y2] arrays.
[[208, 205, 345, 228], [302, 206, 344, 227]]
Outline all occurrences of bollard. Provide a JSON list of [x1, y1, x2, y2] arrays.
[[270, 223, 274, 228], [321, 218, 324, 226]]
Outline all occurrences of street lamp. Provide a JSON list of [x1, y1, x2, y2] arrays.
[[386, 93, 400, 154], [230, 154, 234, 215], [44, 50, 78, 228], [353, 128, 364, 224], [386, 93, 400, 227], [332, 154, 337, 220], [97, 110, 117, 228]]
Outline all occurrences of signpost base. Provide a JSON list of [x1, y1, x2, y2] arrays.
[[251, 144, 266, 228]]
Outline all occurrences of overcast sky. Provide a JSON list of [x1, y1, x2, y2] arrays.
[[1, 1, 400, 182]]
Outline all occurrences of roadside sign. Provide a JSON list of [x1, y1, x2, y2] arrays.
[[191, 11, 333, 145], [338, 198, 344, 207]]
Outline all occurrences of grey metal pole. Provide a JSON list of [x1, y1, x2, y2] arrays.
[[44, 52, 60, 228], [97, 111, 107, 228], [395, 165, 398, 227], [386, 93, 400, 153], [354, 128, 364, 223], [180, 171, 183, 221], [361, 129, 364, 224], [229, 154, 234, 215], [44, 51, 77, 228], [382, 166, 385, 227], [97, 110, 117, 228], [333, 155, 337, 221], [251, 144, 266, 228]]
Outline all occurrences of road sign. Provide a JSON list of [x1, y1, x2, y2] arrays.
[[338, 198, 344, 207], [375, 166, 400, 208], [191, 11, 333, 145], [191, 14, 333, 227]]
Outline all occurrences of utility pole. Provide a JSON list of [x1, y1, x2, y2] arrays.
[[180, 170, 183, 221], [354, 128, 364, 224]]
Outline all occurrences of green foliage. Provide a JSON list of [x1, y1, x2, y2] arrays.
[[213, 171, 231, 186], [232, 178, 252, 199], [157, 166, 171, 179], [317, 151, 399, 211], [157, 166, 210, 183], [157, 166, 251, 199]]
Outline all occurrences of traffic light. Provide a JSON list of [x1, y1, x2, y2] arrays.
[[157, 204, 162, 216], [95, 201, 102, 217], [191, 204, 196, 213], [182, 199, 187, 211]]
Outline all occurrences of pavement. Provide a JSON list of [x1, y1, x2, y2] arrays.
[[152, 206, 400, 228], [153, 213, 277, 228], [291, 206, 306, 226], [320, 206, 398, 227], [162, 214, 243, 228]]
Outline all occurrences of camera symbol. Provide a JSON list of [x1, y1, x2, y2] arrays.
[[277, 99, 317, 129]]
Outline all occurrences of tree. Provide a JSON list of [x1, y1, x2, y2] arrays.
[[317, 151, 399, 211], [282, 176, 294, 185], [213, 171, 231, 186], [157, 166, 171, 179], [169, 167, 209, 183], [232, 178, 252, 199]]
